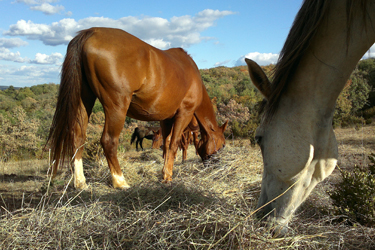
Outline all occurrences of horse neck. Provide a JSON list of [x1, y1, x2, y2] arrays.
[[194, 88, 219, 138], [286, 0, 375, 116]]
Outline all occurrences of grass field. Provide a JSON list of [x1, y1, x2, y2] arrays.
[[0, 125, 374, 249]]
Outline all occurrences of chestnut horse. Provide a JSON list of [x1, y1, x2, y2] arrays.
[[151, 128, 163, 149], [153, 117, 200, 162], [47, 27, 227, 189], [246, 0, 375, 235], [179, 116, 199, 162]]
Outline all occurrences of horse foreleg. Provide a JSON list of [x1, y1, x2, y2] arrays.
[[160, 120, 173, 181], [140, 138, 144, 151], [162, 114, 193, 182], [135, 138, 140, 151], [193, 131, 199, 155], [180, 132, 188, 163]]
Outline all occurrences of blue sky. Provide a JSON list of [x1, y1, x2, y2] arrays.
[[1, 0, 304, 87]]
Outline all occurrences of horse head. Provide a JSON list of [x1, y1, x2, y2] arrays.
[[151, 128, 163, 149], [246, 58, 339, 236], [197, 121, 227, 161]]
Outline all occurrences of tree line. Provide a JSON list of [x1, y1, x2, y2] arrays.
[[1, 59, 374, 161]]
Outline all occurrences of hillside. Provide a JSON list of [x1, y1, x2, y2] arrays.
[[0, 85, 21, 91], [1, 60, 374, 161]]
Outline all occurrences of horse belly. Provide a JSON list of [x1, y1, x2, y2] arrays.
[[127, 100, 177, 121], [127, 81, 190, 121]]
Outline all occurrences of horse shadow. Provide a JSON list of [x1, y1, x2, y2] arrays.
[[0, 174, 44, 183], [62, 181, 221, 214]]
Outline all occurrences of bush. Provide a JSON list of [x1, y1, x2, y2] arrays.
[[362, 106, 375, 120], [0, 107, 41, 161], [329, 154, 375, 226], [231, 120, 258, 145], [83, 123, 103, 163], [217, 99, 250, 136]]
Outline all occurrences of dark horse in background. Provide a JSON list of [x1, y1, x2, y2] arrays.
[[131, 126, 159, 151], [46, 27, 227, 189]]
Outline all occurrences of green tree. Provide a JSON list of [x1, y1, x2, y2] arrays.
[[16, 87, 35, 101], [349, 70, 371, 114], [357, 58, 375, 108]]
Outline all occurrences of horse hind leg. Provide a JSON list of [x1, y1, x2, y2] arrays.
[[140, 138, 144, 151], [101, 106, 130, 189], [73, 85, 96, 189], [136, 138, 140, 151]]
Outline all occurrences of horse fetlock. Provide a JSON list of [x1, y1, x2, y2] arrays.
[[112, 173, 130, 189], [268, 218, 290, 238], [162, 167, 173, 183], [74, 178, 88, 190]]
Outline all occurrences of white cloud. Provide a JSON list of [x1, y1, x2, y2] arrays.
[[5, 19, 75, 45], [0, 64, 60, 86], [15, 65, 59, 78], [235, 52, 279, 66], [214, 60, 231, 67], [15, 0, 69, 16], [30, 3, 64, 15], [0, 38, 28, 48], [0, 47, 62, 65], [30, 52, 63, 64], [15, 0, 41, 5], [4, 9, 235, 48], [0, 48, 29, 63], [145, 39, 171, 50]]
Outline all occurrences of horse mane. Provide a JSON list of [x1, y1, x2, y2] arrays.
[[263, 0, 370, 121]]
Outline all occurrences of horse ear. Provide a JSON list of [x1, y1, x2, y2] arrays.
[[245, 58, 272, 99], [220, 120, 228, 133]]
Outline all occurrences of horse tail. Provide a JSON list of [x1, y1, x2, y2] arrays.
[[131, 127, 139, 145], [46, 28, 95, 175]]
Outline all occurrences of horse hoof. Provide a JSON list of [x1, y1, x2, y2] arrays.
[[75, 182, 88, 190], [271, 225, 288, 238], [113, 181, 130, 189], [161, 177, 172, 184], [115, 184, 131, 190]]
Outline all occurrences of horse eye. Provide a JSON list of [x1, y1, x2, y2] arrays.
[[255, 136, 262, 145]]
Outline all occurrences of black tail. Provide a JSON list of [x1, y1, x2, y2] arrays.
[[131, 127, 139, 144]]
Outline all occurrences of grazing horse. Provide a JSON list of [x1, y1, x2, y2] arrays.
[[179, 117, 200, 162], [152, 117, 200, 162], [246, 0, 375, 235], [130, 126, 158, 151], [151, 128, 163, 149], [46, 27, 227, 189]]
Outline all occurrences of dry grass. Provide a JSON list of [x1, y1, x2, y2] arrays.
[[0, 126, 374, 249]]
